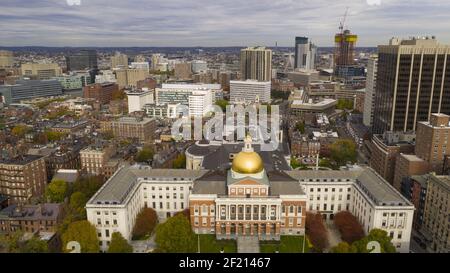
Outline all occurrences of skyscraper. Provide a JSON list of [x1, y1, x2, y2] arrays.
[[66, 50, 98, 71], [0, 50, 14, 68], [240, 46, 272, 82], [294, 37, 316, 70], [111, 52, 128, 68], [334, 29, 357, 66], [363, 57, 378, 127], [372, 37, 450, 134]]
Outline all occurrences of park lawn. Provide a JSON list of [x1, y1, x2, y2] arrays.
[[260, 236, 310, 253], [199, 234, 237, 253]]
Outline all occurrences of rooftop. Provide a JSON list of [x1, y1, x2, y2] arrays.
[[0, 154, 43, 165]]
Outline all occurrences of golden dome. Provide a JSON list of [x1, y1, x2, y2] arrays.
[[231, 151, 264, 174]]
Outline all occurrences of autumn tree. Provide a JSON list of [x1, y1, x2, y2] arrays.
[[305, 212, 329, 252], [135, 146, 154, 163], [155, 214, 196, 253], [330, 139, 357, 166], [132, 207, 158, 240], [352, 229, 396, 253], [45, 179, 68, 203], [108, 232, 133, 253], [11, 125, 30, 138], [331, 242, 357, 253], [334, 211, 365, 244], [69, 191, 88, 220], [62, 220, 99, 253]]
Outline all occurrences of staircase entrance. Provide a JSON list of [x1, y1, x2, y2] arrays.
[[237, 236, 260, 253]]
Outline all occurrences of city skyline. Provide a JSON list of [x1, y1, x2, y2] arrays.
[[1, 0, 450, 47]]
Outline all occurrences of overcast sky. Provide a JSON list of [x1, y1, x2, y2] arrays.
[[1, 0, 449, 47]]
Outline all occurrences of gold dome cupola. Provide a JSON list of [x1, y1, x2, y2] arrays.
[[231, 136, 264, 174]]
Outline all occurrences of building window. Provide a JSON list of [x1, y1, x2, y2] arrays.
[[105, 229, 110, 238]]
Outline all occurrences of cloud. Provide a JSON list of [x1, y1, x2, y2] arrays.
[[0, 0, 449, 47]]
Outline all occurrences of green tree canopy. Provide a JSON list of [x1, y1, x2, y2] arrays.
[[331, 242, 357, 253], [330, 139, 357, 166], [135, 146, 154, 163], [62, 220, 99, 253], [108, 232, 133, 253], [336, 99, 354, 110], [352, 229, 397, 253], [69, 191, 88, 219], [45, 179, 68, 203], [132, 207, 158, 240], [45, 130, 67, 142], [155, 214, 196, 253], [215, 99, 229, 111], [20, 236, 49, 253], [296, 121, 305, 134], [11, 125, 30, 137], [72, 175, 104, 199]]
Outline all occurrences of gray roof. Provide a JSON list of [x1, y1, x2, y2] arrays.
[[286, 167, 412, 207], [186, 141, 291, 172], [88, 165, 208, 205], [0, 204, 61, 221]]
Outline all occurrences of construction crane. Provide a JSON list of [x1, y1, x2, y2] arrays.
[[339, 7, 349, 33]]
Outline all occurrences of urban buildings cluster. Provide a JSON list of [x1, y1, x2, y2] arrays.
[[0, 19, 449, 254]]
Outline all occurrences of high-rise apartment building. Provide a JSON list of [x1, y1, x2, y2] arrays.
[[415, 113, 450, 173], [240, 47, 272, 82], [0, 79, 63, 104], [66, 50, 98, 71], [372, 37, 450, 134], [422, 173, 450, 253], [83, 82, 118, 104], [363, 57, 378, 127], [369, 132, 415, 184], [0, 50, 14, 68], [116, 69, 149, 89], [230, 80, 271, 104], [0, 155, 47, 204], [21, 63, 62, 80], [111, 53, 128, 68], [294, 37, 316, 70], [174, 63, 193, 80]]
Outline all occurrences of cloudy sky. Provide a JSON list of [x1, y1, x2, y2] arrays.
[[1, 0, 449, 47]]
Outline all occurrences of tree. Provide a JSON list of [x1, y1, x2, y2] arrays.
[[305, 212, 329, 252], [291, 157, 301, 169], [45, 130, 67, 142], [45, 179, 68, 203], [336, 99, 354, 110], [296, 121, 305, 134], [108, 232, 133, 253], [172, 154, 186, 169], [0, 230, 23, 253], [215, 99, 229, 111], [135, 146, 154, 163], [334, 211, 365, 244], [331, 242, 357, 253], [330, 139, 357, 166], [155, 214, 196, 253], [62, 220, 99, 253], [72, 175, 104, 199], [21, 236, 49, 253], [352, 229, 396, 253], [11, 125, 30, 137], [69, 191, 88, 219], [112, 89, 126, 100], [132, 208, 158, 240]]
